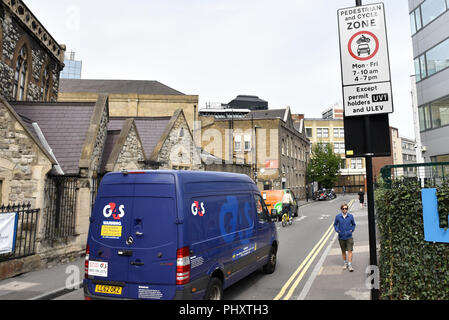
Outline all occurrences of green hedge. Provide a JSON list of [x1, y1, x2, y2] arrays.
[[376, 180, 449, 300]]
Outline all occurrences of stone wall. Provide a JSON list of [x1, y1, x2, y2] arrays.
[[113, 123, 146, 171], [87, 100, 109, 177], [155, 112, 203, 171], [79, 96, 109, 179], [77, 97, 109, 250], [0, 99, 52, 207], [0, 1, 64, 102]]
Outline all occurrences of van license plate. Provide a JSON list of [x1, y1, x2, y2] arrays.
[[95, 285, 122, 295]]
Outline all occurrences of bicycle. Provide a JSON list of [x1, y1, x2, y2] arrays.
[[281, 206, 293, 227]]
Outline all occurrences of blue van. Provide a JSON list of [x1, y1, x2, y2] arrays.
[[83, 170, 278, 300]]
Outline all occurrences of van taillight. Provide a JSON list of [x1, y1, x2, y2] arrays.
[[84, 244, 90, 279], [176, 246, 190, 285]]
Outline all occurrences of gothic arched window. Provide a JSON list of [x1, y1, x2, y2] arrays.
[[40, 65, 51, 101], [13, 46, 28, 101]]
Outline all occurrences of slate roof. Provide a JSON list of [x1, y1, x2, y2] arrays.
[[244, 109, 287, 120], [10, 102, 96, 175], [108, 117, 171, 157], [230, 95, 268, 103], [60, 79, 185, 96]]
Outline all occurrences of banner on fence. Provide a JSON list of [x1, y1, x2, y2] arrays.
[[0, 212, 18, 254]]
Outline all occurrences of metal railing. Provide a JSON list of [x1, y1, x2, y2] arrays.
[[44, 175, 78, 242], [0, 203, 39, 262], [380, 162, 449, 188]]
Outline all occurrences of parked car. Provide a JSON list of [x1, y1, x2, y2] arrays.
[[84, 170, 278, 300], [261, 189, 299, 221]]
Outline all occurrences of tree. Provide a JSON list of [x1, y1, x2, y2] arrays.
[[307, 143, 341, 189]]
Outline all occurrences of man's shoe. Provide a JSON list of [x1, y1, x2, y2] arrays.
[[343, 262, 348, 270], [348, 265, 354, 272]]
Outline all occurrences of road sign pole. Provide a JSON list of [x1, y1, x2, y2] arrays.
[[355, 0, 380, 301]]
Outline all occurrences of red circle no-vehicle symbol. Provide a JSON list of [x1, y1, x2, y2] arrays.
[[348, 31, 379, 61]]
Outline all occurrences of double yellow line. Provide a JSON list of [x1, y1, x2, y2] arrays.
[[274, 199, 356, 300], [274, 224, 334, 300]]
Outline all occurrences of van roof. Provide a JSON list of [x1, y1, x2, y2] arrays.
[[104, 170, 257, 194]]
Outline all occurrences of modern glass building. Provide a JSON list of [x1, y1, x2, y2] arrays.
[[60, 52, 82, 79], [409, 0, 449, 162]]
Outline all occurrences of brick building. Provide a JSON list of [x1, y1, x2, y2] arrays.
[[199, 107, 310, 199]]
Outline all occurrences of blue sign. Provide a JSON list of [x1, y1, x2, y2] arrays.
[[422, 188, 449, 243]]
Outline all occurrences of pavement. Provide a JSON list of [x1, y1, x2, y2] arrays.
[[0, 257, 84, 300], [0, 195, 377, 300], [299, 198, 376, 300]]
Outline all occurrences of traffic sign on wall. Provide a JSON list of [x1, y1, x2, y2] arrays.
[[338, 2, 393, 117]]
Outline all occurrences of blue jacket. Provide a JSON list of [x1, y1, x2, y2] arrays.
[[334, 213, 356, 240]]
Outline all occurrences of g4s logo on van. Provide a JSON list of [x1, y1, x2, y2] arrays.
[[191, 201, 206, 217], [103, 202, 125, 220]]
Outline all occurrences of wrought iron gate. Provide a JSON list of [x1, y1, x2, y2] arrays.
[[44, 175, 78, 242]]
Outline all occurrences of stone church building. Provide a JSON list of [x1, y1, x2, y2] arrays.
[[0, 0, 65, 102], [0, 0, 205, 279]]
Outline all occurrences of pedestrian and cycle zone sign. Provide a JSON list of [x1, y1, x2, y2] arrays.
[[338, 2, 393, 117]]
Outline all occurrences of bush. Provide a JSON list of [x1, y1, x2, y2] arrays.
[[376, 179, 449, 300]]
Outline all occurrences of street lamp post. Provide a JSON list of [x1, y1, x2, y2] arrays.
[[254, 125, 262, 185]]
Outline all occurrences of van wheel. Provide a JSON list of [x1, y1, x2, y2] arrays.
[[204, 277, 223, 300], [263, 246, 277, 274]]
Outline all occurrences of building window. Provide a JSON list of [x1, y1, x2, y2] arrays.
[[410, 10, 417, 34], [333, 128, 344, 138], [410, 0, 448, 35], [426, 38, 449, 76], [431, 97, 449, 128], [13, 46, 28, 101], [244, 135, 251, 151], [333, 142, 345, 154], [421, 0, 447, 26], [414, 36, 449, 82], [317, 128, 329, 138], [234, 135, 241, 151], [419, 105, 431, 130], [410, 6, 423, 35], [419, 96, 449, 131], [306, 128, 312, 138], [351, 158, 363, 169], [40, 65, 51, 101]]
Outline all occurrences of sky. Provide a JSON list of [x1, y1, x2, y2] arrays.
[[26, 0, 416, 138]]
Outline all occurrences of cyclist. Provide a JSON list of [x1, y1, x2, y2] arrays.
[[282, 190, 294, 221]]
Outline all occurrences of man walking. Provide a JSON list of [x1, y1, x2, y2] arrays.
[[334, 204, 356, 272], [358, 188, 365, 209]]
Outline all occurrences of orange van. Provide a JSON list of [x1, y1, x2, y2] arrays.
[[261, 189, 298, 221]]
